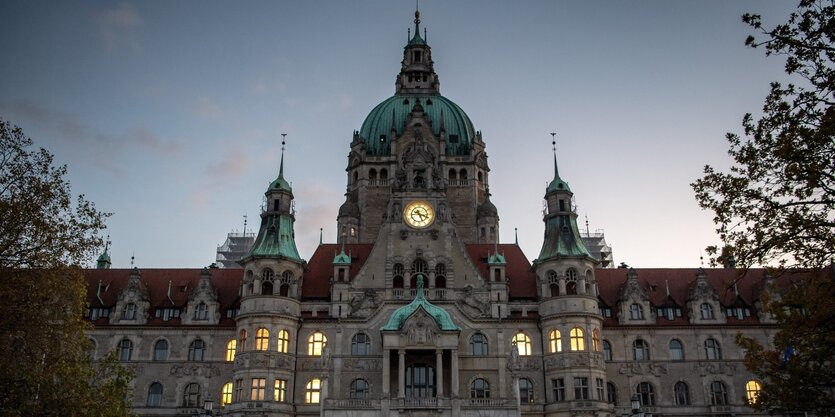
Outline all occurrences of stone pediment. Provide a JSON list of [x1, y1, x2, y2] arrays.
[[400, 307, 440, 345]]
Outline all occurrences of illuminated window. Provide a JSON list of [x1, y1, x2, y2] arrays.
[[636, 382, 655, 406], [118, 339, 133, 361], [518, 378, 534, 403], [221, 382, 233, 407], [350, 379, 369, 399], [147, 382, 163, 407], [194, 302, 208, 320], [239, 329, 247, 351], [602, 340, 612, 361], [745, 380, 761, 404], [669, 339, 684, 360], [153, 339, 168, 361], [549, 329, 562, 353], [188, 339, 205, 361], [674, 381, 690, 405], [633, 339, 650, 361], [225, 339, 236, 362], [251, 378, 266, 401], [351, 333, 370, 355], [183, 383, 201, 407], [710, 381, 729, 405], [275, 379, 287, 402], [511, 332, 532, 356], [308, 332, 327, 356], [255, 328, 270, 351], [470, 333, 488, 356], [277, 330, 289, 353], [592, 329, 602, 352], [570, 327, 585, 351], [704, 338, 722, 360], [700, 303, 715, 319], [470, 378, 490, 398], [305, 379, 322, 404]]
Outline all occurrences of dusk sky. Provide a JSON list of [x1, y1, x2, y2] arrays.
[[1, 1, 798, 268]]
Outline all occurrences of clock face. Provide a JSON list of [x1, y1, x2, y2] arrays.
[[404, 201, 434, 228]]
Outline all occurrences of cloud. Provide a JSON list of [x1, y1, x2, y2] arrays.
[[95, 3, 143, 52], [126, 126, 184, 156], [251, 79, 287, 96], [292, 180, 342, 253], [193, 96, 224, 119], [205, 147, 251, 183]]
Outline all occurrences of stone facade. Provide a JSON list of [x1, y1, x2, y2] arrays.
[[84, 9, 783, 417]]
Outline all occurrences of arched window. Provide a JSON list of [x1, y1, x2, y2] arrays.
[[566, 269, 578, 295], [153, 339, 168, 361], [449, 168, 457, 181], [194, 302, 208, 320], [262, 268, 274, 281], [512, 332, 532, 356], [369, 168, 377, 180], [630, 303, 644, 320], [279, 283, 289, 297], [380, 168, 388, 180], [282, 270, 294, 282], [305, 379, 321, 404], [393, 263, 404, 276], [550, 283, 560, 297], [592, 329, 602, 352], [633, 339, 650, 361], [745, 380, 761, 404], [669, 339, 685, 360], [700, 303, 715, 319], [188, 339, 205, 361], [470, 333, 488, 356], [239, 329, 247, 351], [674, 381, 690, 405], [118, 339, 133, 361], [710, 381, 729, 405], [277, 330, 289, 353], [308, 332, 327, 356], [183, 382, 201, 407], [254, 328, 269, 351], [262, 279, 274, 295], [221, 382, 233, 407], [123, 302, 137, 320], [147, 382, 163, 407], [411, 259, 427, 275], [435, 263, 446, 275], [393, 275, 404, 289], [470, 378, 490, 398], [636, 382, 655, 406], [459, 169, 468, 180], [518, 378, 534, 403], [602, 340, 613, 361], [435, 276, 446, 288], [351, 333, 370, 355], [405, 364, 436, 398], [570, 327, 585, 351], [549, 329, 562, 353], [349, 379, 369, 399], [606, 382, 617, 405], [704, 338, 722, 360], [225, 339, 236, 362]]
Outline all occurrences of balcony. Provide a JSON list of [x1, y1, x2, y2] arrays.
[[324, 399, 380, 409], [464, 398, 510, 407], [397, 397, 440, 409]]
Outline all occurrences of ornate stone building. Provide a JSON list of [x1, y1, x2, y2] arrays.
[[85, 9, 783, 417]]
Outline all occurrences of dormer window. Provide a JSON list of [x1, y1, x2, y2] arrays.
[[122, 303, 137, 320], [412, 50, 422, 63], [194, 302, 208, 320]]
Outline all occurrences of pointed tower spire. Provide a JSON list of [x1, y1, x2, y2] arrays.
[[319, 228, 323, 245], [551, 132, 559, 177], [515, 227, 519, 245], [96, 234, 112, 269], [279, 133, 286, 178]]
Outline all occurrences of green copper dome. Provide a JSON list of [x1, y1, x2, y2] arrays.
[[381, 275, 460, 331], [359, 95, 475, 156]]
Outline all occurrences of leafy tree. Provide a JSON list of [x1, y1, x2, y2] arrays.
[[0, 119, 132, 416], [692, 0, 834, 271], [694, 1, 835, 415]]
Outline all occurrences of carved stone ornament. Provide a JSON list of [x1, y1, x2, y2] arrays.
[[349, 289, 382, 317], [693, 362, 737, 376], [169, 364, 221, 377], [617, 362, 668, 377], [342, 358, 382, 372], [456, 285, 490, 318], [401, 310, 438, 345]]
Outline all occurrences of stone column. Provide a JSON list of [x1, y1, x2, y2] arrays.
[[436, 349, 444, 398], [398, 349, 406, 398], [450, 349, 459, 397], [382, 349, 391, 396]]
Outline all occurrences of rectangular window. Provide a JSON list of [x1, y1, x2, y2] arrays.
[[596, 378, 605, 400], [235, 379, 244, 402], [552, 378, 565, 402], [574, 377, 589, 400], [274, 379, 286, 402], [251, 378, 266, 401]]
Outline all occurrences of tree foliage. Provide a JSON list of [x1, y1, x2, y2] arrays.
[[736, 269, 835, 417], [692, 0, 835, 271], [0, 119, 132, 416]]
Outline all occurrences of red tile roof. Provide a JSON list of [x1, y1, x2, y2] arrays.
[[465, 244, 538, 300], [83, 268, 242, 326], [303, 244, 374, 300]]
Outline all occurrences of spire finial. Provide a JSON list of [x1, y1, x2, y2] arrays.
[[279, 133, 287, 179], [243, 214, 248, 235], [585, 214, 590, 236], [104, 234, 111, 253], [515, 227, 518, 245], [550, 132, 559, 177], [130, 251, 135, 268], [319, 228, 323, 245], [665, 279, 671, 297]]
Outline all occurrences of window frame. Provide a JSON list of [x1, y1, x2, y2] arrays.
[[569, 327, 586, 351], [470, 332, 489, 356], [549, 329, 562, 353], [511, 332, 532, 356], [308, 331, 328, 356]]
